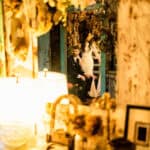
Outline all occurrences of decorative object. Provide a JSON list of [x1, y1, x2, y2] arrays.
[[3, 0, 96, 38], [91, 92, 116, 141], [49, 94, 81, 132], [45, 93, 107, 150], [44, 94, 82, 149], [70, 112, 104, 150], [124, 105, 150, 145], [70, 114, 103, 137], [134, 121, 150, 146]]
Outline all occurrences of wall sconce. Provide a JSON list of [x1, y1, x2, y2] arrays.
[[0, 71, 68, 149]]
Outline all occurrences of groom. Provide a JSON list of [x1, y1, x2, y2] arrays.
[[67, 45, 92, 102]]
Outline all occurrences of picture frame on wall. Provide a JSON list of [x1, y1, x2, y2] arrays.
[[124, 105, 150, 147], [134, 121, 150, 146]]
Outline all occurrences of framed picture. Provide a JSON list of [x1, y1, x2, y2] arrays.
[[124, 105, 150, 146], [134, 121, 150, 146]]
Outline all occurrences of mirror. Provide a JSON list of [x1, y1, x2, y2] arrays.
[[66, 1, 118, 101]]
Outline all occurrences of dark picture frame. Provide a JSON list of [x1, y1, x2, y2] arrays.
[[124, 105, 150, 146], [134, 121, 150, 146]]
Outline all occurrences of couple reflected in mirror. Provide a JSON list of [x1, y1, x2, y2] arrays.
[[67, 33, 101, 104]]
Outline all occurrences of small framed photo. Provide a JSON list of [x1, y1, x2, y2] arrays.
[[134, 121, 150, 146], [124, 105, 150, 147]]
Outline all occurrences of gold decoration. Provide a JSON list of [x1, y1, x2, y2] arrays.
[[91, 92, 117, 141], [4, 0, 95, 37], [66, 10, 102, 51], [92, 92, 116, 110], [44, 94, 82, 145], [49, 94, 81, 131]]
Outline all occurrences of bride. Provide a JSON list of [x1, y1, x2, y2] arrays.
[[80, 33, 101, 98], [80, 33, 100, 78]]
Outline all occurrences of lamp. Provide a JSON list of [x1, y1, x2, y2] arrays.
[[38, 71, 68, 103], [0, 71, 68, 149]]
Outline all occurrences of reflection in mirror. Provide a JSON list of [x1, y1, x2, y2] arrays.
[[38, 24, 61, 72], [66, 1, 118, 103]]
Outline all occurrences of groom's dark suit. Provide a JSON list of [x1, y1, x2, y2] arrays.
[[67, 55, 87, 101], [67, 55, 84, 83]]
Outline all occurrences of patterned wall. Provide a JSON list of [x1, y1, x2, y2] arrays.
[[116, 0, 150, 106]]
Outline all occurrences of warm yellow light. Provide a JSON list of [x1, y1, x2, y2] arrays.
[[0, 72, 68, 148], [38, 71, 68, 104], [0, 78, 37, 148], [0, 72, 68, 121]]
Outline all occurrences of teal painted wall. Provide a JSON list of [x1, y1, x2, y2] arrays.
[[38, 32, 50, 71], [100, 51, 106, 95], [60, 25, 67, 74], [38, 25, 67, 73]]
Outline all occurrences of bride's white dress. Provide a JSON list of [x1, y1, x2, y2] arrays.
[[80, 41, 100, 76], [80, 42, 101, 97], [80, 49, 94, 76]]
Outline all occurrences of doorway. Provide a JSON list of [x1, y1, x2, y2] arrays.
[[38, 24, 61, 72]]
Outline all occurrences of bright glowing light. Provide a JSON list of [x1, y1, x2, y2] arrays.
[[0, 72, 68, 122], [0, 72, 68, 147], [38, 71, 68, 104]]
